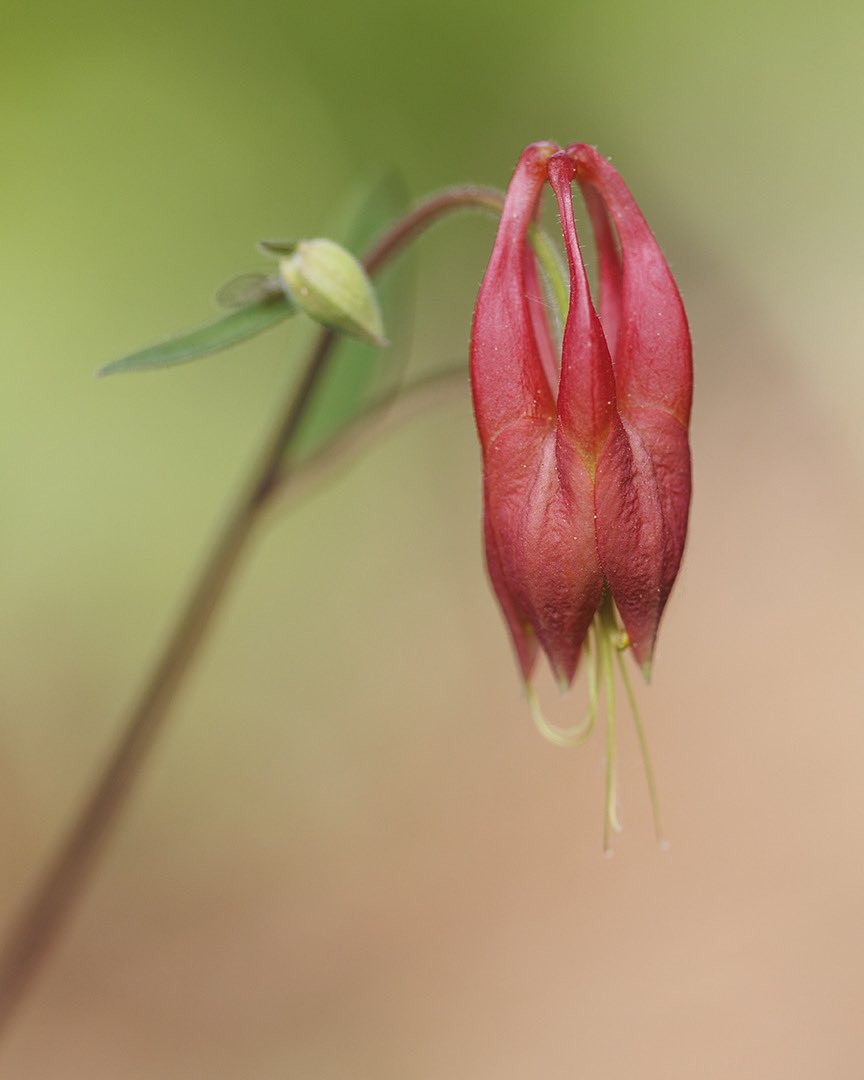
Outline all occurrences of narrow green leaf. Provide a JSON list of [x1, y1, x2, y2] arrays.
[[97, 294, 295, 377]]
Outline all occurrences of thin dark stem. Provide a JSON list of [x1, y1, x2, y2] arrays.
[[0, 185, 505, 1039]]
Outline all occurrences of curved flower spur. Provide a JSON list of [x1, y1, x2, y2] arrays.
[[470, 142, 692, 850]]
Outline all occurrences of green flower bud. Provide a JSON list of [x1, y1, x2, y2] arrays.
[[275, 238, 388, 347]]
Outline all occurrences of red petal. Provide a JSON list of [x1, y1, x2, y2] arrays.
[[567, 144, 693, 665], [548, 153, 663, 666], [483, 506, 538, 681], [593, 420, 667, 668], [524, 242, 560, 394], [483, 422, 602, 685], [566, 144, 692, 426], [470, 143, 558, 448], [579, 181, 622, 358], [547, 153, 618, 463], [471, 143, 603, 685]]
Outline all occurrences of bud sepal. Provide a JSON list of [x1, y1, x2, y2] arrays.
[[268, 238, 389, 347]]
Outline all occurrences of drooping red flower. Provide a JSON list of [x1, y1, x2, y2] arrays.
[[470, 142, 692, 690]]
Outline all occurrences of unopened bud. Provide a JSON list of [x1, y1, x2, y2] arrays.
[[275, 238, 388, 347]]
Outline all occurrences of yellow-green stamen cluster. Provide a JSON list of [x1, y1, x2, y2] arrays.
[[527, 593, 664, 854]]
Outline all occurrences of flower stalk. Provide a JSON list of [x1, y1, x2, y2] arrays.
[[0, 183, 527, 1040]]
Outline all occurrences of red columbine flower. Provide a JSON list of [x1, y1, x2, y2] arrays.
[[470, 142, 692, 847]]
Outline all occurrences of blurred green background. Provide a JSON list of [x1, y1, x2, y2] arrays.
[[2, 0, 864, 1075]]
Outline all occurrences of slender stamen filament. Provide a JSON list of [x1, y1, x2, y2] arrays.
[[527, 629, 599, 748], [616, 646, 666, 848], [527, 597, 664, 853], [599, 619, 622, 853]]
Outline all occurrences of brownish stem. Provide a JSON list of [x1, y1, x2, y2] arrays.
[[0, 185, 504, 1039]]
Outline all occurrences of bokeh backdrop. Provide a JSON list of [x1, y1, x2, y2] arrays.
[[2, 0, 864, 1076]]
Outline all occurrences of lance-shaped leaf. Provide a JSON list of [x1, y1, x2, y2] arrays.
[[97, 294, 295, 377]]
